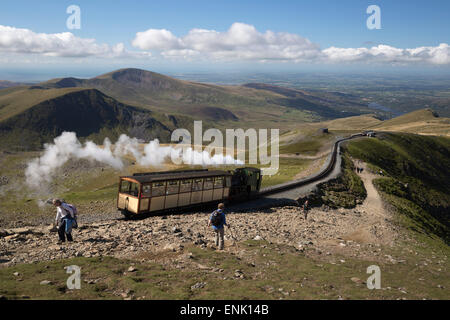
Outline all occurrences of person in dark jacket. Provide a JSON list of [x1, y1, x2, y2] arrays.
[[303, 200, 310, 220], [208, 203, 230, 250]]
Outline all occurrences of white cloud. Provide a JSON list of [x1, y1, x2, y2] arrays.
[[133, 22, 321, 62], [322, 43, 450, 65], [1, 23, 448, 66], [0, 25, 150, 58], [133, 22, 450, 65], [132, 29, 183, 50]]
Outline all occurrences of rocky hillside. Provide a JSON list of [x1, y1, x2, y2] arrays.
[[0, 88, 187, 150]]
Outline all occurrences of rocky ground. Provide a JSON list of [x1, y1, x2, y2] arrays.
[[0, 204, 401, 267], [0, 161, 418, 269]]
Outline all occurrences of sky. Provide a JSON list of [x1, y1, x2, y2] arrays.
[[0, 0, 449, 80]]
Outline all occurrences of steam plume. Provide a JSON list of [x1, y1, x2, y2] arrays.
[[25, 132, 242, 188]]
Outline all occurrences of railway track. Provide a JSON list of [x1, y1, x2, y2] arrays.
[[228, 133, 366, 211], [261, 133, 364, 196]]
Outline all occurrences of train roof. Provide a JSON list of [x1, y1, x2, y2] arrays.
[[121, 169, 232, 183]]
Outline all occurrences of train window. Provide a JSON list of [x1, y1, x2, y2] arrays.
[[130, 183, 139, 197], [204, 177, 214, 190], [214, 177, 224, 188], [225, 176, 231, 187], [167, 180, 180, 195], [120, 180, 139, 197], [152, 182, 166, 197], [179, 180, 192, 193], [142, 184, 151, 197], [192, 179, 203, 191], [120, 180, 130, 193]]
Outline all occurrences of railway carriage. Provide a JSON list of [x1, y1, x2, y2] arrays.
[[117, 168, 262, 217]]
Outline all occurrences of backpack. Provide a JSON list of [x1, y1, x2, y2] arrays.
[[210, 210, 223, 227], [63, 203, 78, 229]]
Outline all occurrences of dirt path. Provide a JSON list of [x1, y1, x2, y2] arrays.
[[341, 161, 395, 245], [357, 162, 389, 219]]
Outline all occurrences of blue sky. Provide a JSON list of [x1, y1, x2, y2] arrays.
[[0, 0, 449, 79]]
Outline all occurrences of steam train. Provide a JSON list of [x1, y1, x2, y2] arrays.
[[117, 168, 262, 217], [116, 132, 370, 218]]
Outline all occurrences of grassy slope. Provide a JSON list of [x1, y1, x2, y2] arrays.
[[1, 240, 448, 300], [285, 109, 449, 138], [0, 86, 84, 122], [372, 108, 440, 128], [279, 132, 334, 155], [324, 115, 382, 131], [371, 109, 450, 136], [346, 133, 450, 243]]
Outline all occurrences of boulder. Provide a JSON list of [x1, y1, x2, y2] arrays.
[[127, 266, 137, 272], [172, 227, 182, 233], [163, 243, 183, 252], [9, 228, 32, 235], [191, 282, 206, 290], [0, 229, 10, 237], [350, 277, 362, 284]]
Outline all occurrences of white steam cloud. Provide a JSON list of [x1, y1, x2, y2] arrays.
[[25, 132, 242, 189]]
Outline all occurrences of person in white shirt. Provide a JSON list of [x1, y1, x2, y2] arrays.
[[53, 199, 75, 243]]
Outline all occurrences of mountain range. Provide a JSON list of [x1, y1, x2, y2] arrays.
[[0, 68, 446, 150]]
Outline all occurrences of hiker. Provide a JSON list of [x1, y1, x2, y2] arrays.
[[303, 200, 310, 220], [53, 199, 75, 243], [208, 203, 230, 250]]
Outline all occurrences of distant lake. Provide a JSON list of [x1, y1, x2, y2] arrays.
[[368, 102, 403, 117]]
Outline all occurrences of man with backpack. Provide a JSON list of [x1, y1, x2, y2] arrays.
[[53, 199, 77, 243], [208, 203, 230, 250]]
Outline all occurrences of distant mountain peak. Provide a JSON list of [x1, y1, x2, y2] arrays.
[[92, 68, 182, 90], [96, 68, 170, 80], [52, 77, 83, 88]]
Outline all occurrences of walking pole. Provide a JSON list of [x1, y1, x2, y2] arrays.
[[204, 223, 209, 245], [228, 226, 238, 248]]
